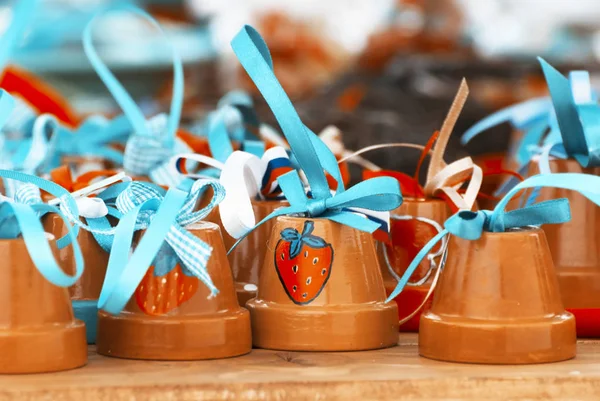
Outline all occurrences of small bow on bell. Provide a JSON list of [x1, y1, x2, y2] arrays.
[[539, 58, 600, 168], [98, 178, 225, 315], [225, 25, 402, 250], [0, 170, 84, 288], [495, 60, 600, 201], [83, 5, 186, 188], [387, 172, 600, 302]]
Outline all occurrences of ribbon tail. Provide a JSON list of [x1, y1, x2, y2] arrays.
[[227, 204, 306, 256], [99, 189, 186, 315], [502, 199, 571, 230], [386, 229, 449, 302], [166, 226, 217, 296]]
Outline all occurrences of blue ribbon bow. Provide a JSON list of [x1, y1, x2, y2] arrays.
[[83, 5, 185, 187], [539, 58, 600, 168], [0, 170, 84, 288], [227, 25, 402, 249], [387, 172, 600, 302], [98, 178, 225, 315]]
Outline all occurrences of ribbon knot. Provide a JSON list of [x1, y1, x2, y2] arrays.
[[306, 197, 328, 217], [223, 25, 402, 249], [0, 170, 84, 288], [444, 210, 489, 240], [99, 177, 226, 314], [386, 172, 594, 303]]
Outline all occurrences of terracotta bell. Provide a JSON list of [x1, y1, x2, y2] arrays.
[[0, 236, 87, 373], [518, 158, 600, 337], [419, 226, 576, 364], [44, 215, 109, 343], [96, 221, 252, 360], [246, 216, 399, 351], [207, 199, 286, 307], [379, 198, 450, 331]]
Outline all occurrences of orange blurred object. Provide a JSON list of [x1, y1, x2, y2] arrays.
[[240, 12, 350, 98], [0, 66, 79, 127]]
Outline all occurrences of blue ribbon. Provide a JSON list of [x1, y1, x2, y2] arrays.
[[192, 90, 267, 171], [52, 114, 132, 167], [98, 178, 225, 315], [83, 5, 184, 184], [539, 58, 600, 168], [0, 170, 84, 287], [0, 0, 38, 72], [227, 25, 401, 250], [461, 96, 552, 149], [387, 172, 600, 301]]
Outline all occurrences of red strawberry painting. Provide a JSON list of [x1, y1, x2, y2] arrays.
[[135, 245, 199, 315], [274, 220, 334, 305]]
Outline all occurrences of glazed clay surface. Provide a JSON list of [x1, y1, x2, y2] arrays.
[[246, 216, 399, 351], [526, 160, 600, 307], [96, 221, 252, 360], [44, 214, 109, 300], [379, 198, 450, 331], [419, 227, 576, 364], [207, 200, 286, 306], [0, 237, 87, 373]]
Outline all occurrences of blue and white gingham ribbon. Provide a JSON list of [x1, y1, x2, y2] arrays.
[[387, 172, 600, 301], [83, 5, 184, 187], [98, 178, 225, 315], [0, 170, 84, 287]]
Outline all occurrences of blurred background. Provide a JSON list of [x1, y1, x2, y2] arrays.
[[3, 0, 599, 173]]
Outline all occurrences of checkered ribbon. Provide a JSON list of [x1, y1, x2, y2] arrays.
[[115, 179, 225, 296], [123, 115, 191, 188], [0, 170, 84, 287], [13, 183, 42, 205]]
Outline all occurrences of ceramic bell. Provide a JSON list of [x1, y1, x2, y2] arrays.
[[44, 214, 109, 343], [519, 159, 600, 336], [96, 221, 252, 360], [246, 216, 399, 351], [378, 198, 450, 331], [420, 225, 576, 364], [365, 79, 479, 332], [0, 236, 87, 373], [208, 200, 286, 306]]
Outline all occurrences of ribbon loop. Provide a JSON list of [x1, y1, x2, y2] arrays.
[[222, 25, 402, 251], [99, 178, 225, 315]]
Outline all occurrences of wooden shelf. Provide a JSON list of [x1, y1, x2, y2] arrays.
[[2, 334, 600, 400]]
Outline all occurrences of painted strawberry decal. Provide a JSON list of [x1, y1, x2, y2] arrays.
[[135, 244, 199, 315], [274, 220, 334, 305]]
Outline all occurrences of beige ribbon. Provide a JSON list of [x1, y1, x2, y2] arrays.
[[423, 79, 482, 211]]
